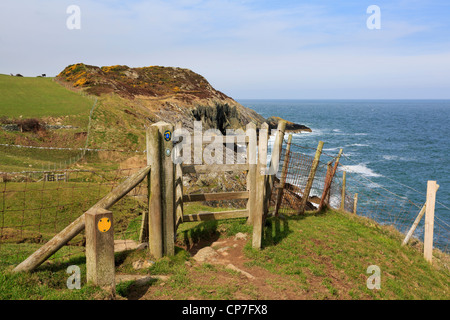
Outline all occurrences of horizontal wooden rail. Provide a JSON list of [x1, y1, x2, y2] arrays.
[[182, 210, 249, 222], [199, 136, 250, 144], [182, 164, 249, 174], [183, 191, 249, 203]]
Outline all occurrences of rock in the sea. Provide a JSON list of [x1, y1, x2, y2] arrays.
[[266, 116, 311, 133]]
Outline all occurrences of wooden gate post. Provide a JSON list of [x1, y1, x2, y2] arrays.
[[298, 141, 324, 214], [148, 122, 176, 258], [139, 128, 152, 244], [85, 207, 115, 294], [246, 122, 257, 225], [424, 180, 438, 263], [147, 125, 163, 259], [160, 122, 175, 257], [253, 123, 269, 249]]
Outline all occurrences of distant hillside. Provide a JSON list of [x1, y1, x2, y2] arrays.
[[0, 64, 310, 172], [56, 63, 266, 133], [0, 74, 93, 118]]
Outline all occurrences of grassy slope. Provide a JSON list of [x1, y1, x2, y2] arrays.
[[0, 75, 93, 118], [0, 75, 147, 172], [1, 208, 448, 300]]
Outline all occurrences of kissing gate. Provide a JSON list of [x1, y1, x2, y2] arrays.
[[12, 120, 288, 292]]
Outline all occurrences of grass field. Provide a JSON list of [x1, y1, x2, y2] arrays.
[[0, 74, 148, 173], [0, 75, 93, 118], [1, 206, 448, 300]]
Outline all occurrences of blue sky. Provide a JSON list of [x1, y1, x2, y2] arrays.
[[0, 0, 449, 99]]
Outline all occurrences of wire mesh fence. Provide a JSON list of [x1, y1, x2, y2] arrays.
[[337, 165, 450, 255], [0, 167, 149, 267], [270, 139, 450, 256]]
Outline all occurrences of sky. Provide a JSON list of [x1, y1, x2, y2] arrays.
[[0, 0, 449, 99]]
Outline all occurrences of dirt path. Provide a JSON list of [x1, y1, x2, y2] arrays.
[[124, 233, 359, 300]]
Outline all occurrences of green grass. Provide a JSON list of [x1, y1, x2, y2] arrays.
[[0, 74, 153, 173], [0, 177, 147, 268], [0, 262, 109, 300], [244, 210, 450, 300], [1, 199, 449, 300], [0, 75, 93, 118]]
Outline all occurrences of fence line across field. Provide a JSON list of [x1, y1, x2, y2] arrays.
[[0, 167, 149, 268], [2, 120, 286, 293], [0, 143, 146, 154], [271, 138, 449, 257], [0, 123, 448, 292]]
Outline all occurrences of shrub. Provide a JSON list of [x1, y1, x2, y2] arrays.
[[17, 118, 42, 133]]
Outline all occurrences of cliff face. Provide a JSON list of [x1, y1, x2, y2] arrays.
[[56, 63, 265, 133]]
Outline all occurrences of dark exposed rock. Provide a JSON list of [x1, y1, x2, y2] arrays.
[[267, 116, 311, 133]]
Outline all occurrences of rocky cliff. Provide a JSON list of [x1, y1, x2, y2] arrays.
[[56, 63, 267, 133]]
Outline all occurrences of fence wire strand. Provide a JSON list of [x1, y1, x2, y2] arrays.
[[0, 167, 148, 267], [271, 142, 449, 255]]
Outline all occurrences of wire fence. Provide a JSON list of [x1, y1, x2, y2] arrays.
[[1, 135, 449, 269], [271, 140, 450, 255], [0, 167, 148, 267]]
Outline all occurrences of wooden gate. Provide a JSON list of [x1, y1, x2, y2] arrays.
[[144, 120, 286, 258]]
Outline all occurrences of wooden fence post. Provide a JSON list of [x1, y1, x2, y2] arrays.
[[340, 171, 346, 211], [353, 193, 358, 214], [85, 207, 115, 294], [253, 123, 269, 249], [246, 122, 257, 225], [139, 128, 152, 243], [298, 141, 324, 214], [148, 122, 175, 257], [319, 149, 343, 211], [324, 160, 333, 205], [402, 204, 426, 247], [267, 121, 287, 192], [147, 125, 163, 259], [424, 180, 438, 263], [274, 134, 292, 217], [265, 121, 286, 217], [402, 183, 440, 247]]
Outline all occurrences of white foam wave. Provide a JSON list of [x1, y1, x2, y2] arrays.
[[341, 164, 382, 177], [323, 147, 341, 152], [300, 129, 323, 137], [382, 155, 414, 162], [347, 143, 370, 147]]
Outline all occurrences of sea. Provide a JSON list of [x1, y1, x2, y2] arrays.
[[238, 99, 450, 251]]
